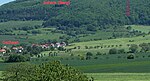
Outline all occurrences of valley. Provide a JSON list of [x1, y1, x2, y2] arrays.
[[0, 0, 150, 80]]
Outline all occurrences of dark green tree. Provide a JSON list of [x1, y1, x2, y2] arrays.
[[6, 54, 27, 62], [3, 61, 89, 81], [109, 48, 118, 54], [139, 43, 150, 52], [129, 44, 138, 53]]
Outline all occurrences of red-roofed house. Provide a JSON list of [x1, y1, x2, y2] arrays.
[[0, 49, 6, 54]]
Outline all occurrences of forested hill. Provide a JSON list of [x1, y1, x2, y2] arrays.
[[0, 0, 149, 27]]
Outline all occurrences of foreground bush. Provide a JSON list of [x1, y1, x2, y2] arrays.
[[2, 61, 89, 81]]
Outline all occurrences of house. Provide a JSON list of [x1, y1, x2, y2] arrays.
[[50, 43, 55, 47], [55, 43, 61, 48], [60, 42, 66, 47], [55, 42, 67, 48], [32, 44, 39, 47], [40, 44, 49, 49], [0, 49, 6, 54], [12, 47, 18, 50], [12, 46, 24, 53]]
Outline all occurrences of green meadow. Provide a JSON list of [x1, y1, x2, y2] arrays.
[[70, 35, 150, 48], [130, 25, 150, 33], [0, 21, 64, 44], [0, 71, 2, 81], [86, 73, 150, 81], [65, 34, 150, 55], [0, 21, 43, 30]]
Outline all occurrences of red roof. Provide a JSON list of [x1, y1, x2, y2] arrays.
[[0, 49, 6, 52]]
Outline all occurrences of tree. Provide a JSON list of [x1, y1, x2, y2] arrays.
[[129, 44, 138, 53], [118, 49, 125, 54], [96, 52, 102, 55], [86, 52, 93, 60], [127, 54, 135, 59], [3, 61, 89, 81], [126, 26, 132, 30], [58, 47, 65, 51], [6, 54, 28, 62], [86, 52, 93, 56], [139, 43, 150, 52], [109, 48, 117, 54], [2, 63, 38, 81]]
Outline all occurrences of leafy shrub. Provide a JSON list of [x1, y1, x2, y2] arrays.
[[109, 48, 117, 54], [3, 61, 89, 81], [6, 54, 28, 62], [127, 54, 135, 59]]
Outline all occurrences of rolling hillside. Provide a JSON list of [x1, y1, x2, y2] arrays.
[[0, 0, 149, 26]]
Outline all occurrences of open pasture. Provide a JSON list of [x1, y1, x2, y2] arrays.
[[86, 73, 150, 81], [0, 21, 43, 30], [130, 25, 150, 33]]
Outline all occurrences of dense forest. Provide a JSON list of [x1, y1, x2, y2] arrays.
[[0, 0, 149, 34]]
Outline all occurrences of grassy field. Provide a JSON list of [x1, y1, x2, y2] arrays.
[[0, 21, 43, 30], [0, 71, 2, 81], [66, 34, 150, 54], [86, 73, 150, 81], [0, 21, 44, 44], [130, 25, 150, 33], [3, 53, 146, 73], [1, 54, 150, 73], [0, 21, 64, 44], [79, 31, 113, 41], [69, 35, 150, 47], [0, 58, 3, 62]]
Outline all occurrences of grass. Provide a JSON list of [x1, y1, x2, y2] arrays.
[[69, 35, 150, 47], [0, 20, 44, 44], [0, 21, 64, 44], [23, 53, 150, 73], [75, 60, 150, 73], [1, 54, 150, 80], [79, 31, 113, 41], [29, 33, 64, 41], [66, 34, 150, 54], [86, 73, 150, 81], [0, 21, 43, 30], [69, 25, 150, 47], [0, 58, 3, 62], [0, 71, 3, 81], [130, 25, 150, 33]]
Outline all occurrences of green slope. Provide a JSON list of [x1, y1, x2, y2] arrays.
[[0, 21, 43, 30], [68, 35, 150, 48], [86, 73, 150, 81], [0, 0, 149, 26], [130, 25, 150, 33]]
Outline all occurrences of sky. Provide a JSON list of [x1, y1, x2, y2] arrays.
[[0, 0, 15, 5]]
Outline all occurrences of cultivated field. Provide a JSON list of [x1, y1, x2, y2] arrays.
[[86, 73, 150, 81]]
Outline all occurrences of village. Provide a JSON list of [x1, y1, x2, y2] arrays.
[[0, 42, 67, 56]]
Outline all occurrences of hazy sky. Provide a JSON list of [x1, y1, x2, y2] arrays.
[[0, 0, 15, 5]]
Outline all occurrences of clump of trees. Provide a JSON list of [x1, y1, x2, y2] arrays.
[[6, 54, 30, 62], [86, 52, 93, 60], [109, 48, 125, 54], [139, 43, 150, 52], [129, 44, 138, 53], [2, 61, 89, 81]]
